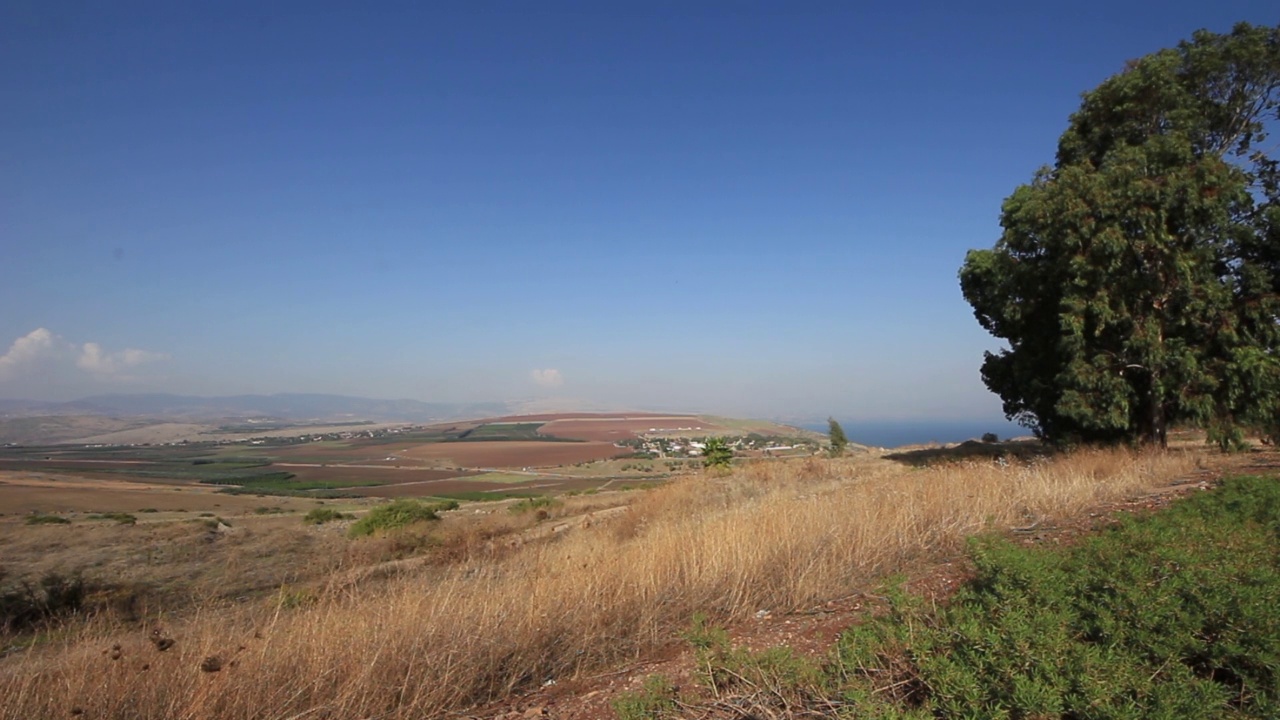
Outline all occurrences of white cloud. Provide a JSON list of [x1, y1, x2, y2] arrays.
[[0, 328, 64, 381], [0, 328, 168, 386], [530, 368, 564, 388], [77, 342, 169, 377]]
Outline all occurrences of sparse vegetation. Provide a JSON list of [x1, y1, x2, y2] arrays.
[[612, 674, 678, 720], [302, 508, 348, 525], [507, 496, 559, 519], [0, 571, 88, 633], [347, 499, 456, 538], [668, 473, 1280, 719], [0, 447, 1206, 719], [86, 512, 137, 525], [23, 513, 69, 526]]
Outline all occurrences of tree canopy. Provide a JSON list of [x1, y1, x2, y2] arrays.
[[960, 23, 1280, 448], [828, 417, 848, 456]]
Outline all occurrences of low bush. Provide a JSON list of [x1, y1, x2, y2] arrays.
[[0, 572, 88, 633], [612, 674, 678, 720], [832, 474, 1280, 718], [86, 512, 137, 525], [24, 514, 70, 526], [302, 508, 349, 525], [348, 500, 456, 538]]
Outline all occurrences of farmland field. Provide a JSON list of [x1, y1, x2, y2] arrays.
[[538, 415, 717, 441], [397, 439, 624, 467], [0, 413, 818, 511], [0, 470, 326, 514]]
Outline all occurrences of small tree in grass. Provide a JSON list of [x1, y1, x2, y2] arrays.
[[702, 438, 733, 469], [828, 417, 848, 457]]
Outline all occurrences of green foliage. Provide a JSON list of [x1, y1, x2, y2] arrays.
[[451, 422, 582, 442], [302, 508, 349, 525], [86, 512, 137, 525], [959, 23, 1280, 447], [612, 674, 678, 720], [682, 613, 830, 714], [702, 437, 733, 469], [828, 417, 849, 457], [347, 499, 453, 538], [24, 514, 70, 526], [202, 471, 374, 494], [682, 612, 730, 651], [832, 475, 1280, 717]]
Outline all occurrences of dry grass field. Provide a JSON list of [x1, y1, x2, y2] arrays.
[[0, 446, 1212, 720]]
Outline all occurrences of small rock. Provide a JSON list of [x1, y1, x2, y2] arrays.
[[199, 656, 222, 672]]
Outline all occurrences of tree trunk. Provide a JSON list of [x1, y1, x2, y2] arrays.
[[1148, 371, 1167, 449]]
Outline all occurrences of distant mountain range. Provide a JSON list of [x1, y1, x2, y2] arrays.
[[0, 393, 511, 423]]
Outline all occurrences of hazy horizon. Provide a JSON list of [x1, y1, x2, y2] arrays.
[[5, 2, 1274, 424]]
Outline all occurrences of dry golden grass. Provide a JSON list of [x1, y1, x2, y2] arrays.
[[0, 447, 1203, 719]]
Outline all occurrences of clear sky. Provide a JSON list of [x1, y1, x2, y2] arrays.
[[3, 1, 1277, 421]]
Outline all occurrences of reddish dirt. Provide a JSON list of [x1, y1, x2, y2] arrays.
[[467, 456, 1264, 720], [399, 441, 625, 468]]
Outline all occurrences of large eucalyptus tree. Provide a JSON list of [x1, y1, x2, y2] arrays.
[[960, 23, 1280, 447]]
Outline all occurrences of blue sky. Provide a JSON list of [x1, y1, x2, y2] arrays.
[[3, 1, 1277, 422]]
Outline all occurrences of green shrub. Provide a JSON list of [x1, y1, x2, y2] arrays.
[[302, 508, 349, 525], [612, 674, 677, 720], [24, 514, 69, 526], [702, 438, 732, 469], [832, 475, 1280, 718], [348, 500, 453, 538], [86, 512, 137, 525]]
